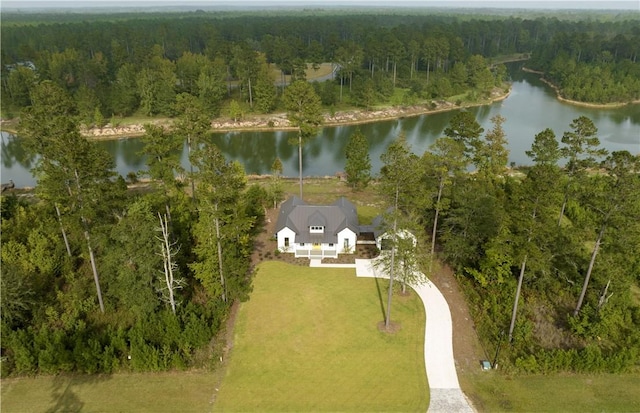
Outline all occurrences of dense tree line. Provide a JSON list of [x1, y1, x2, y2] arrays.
[[528, 30, 640, 103], [0, 82, 267, 375], [2, 10, 638, 121], [377, 113, 640, 373]]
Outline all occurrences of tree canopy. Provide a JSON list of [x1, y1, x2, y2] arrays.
[[3, 9, 636, 119]]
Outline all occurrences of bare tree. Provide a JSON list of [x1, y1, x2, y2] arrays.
[[157, 212, 183, 314]]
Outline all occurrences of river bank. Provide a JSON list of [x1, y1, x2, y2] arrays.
[[521, 67, 640, 109], [1, 87, 511, 141], [87, 87, 511, 140]]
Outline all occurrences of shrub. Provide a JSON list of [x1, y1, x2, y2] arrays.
[[127, 171, 139, 184], [6, 329, 37, 375], [515, 354, 539, 373]]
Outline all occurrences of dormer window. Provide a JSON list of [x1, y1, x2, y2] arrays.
[[310, 225, 324, 233]]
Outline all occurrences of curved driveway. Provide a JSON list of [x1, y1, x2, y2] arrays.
[[311, 258, 475, 412]]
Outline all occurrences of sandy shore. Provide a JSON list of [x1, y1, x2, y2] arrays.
[[72, 88, 511, 141], [521, 67, 640, 109]]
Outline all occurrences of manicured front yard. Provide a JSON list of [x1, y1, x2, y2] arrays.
[[213, 261, 428, 412]]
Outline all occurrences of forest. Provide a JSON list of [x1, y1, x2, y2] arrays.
[[1, 9, 639, 377], [2, 79, 265, 375], [405, 114, 640, 374], [359, 108, 639, 374], [2, 8, 640, 125]]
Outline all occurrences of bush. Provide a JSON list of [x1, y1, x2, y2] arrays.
[[5, 329, 37, 375], [126, 171, 139, 184], [401, 91, 419, 106], [515, 354, 539, 373]]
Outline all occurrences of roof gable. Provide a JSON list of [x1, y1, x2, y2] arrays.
[[308, 210, 327, 227], [275, 196, 307, 234], [275, 197, 360, 243]]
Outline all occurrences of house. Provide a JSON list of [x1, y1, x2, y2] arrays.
[[275, 197, 417, 259], [275, 197, 360, 258]]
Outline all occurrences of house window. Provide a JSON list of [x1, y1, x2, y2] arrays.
[[310, 226, 324, 233], [284, 237, 289, 247], [344, 238, 350, 249], [300, 243, 305, 247], [329, 243, 334, 247]]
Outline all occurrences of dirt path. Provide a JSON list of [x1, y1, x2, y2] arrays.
[[429, 266, 487, 376]]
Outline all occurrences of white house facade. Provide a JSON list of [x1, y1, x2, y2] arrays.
[[275, 197, 359, 258]]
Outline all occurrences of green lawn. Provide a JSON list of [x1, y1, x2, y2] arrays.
[[213, 261, 428, 412], [460, 370, 640, 412], [0, 371, 216, 412], [278, 178, 386, 223]]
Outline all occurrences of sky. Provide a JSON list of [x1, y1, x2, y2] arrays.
[[2, 0, 639, 10]]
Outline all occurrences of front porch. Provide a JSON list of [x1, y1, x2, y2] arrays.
[[294, 247, 338, 259]]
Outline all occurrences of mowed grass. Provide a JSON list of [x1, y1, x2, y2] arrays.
[[278, 178, 386, 224], [1, 371, 216, 412], [213, 261, 428, 412], [460, 371, 640, 412], [269, 62, 334, 83]]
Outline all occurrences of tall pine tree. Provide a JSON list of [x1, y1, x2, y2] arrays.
[[344, 128, 371, 190]]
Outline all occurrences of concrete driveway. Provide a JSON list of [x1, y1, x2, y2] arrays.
[[354, 258, 475, 413]]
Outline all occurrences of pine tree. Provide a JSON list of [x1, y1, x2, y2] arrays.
[[190, 143, 251, 303], [173, 93, 211, 202], [140, 123, 184, 223], [282, 80, 323, 200], [421, 137, 466, 272], [378, 134, 420, 329], [557, 116, 608, 226], [573, 151, 640, 316], [508, 128, 563, 341], [344, 128, 371, 190], [268, 158, 284, 209], [20, 81, 124, 313]]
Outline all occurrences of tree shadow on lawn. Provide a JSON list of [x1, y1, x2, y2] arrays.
[[374, 276, 386, 322], [374, 274, 402, 334], [45, 374, 112, 413]]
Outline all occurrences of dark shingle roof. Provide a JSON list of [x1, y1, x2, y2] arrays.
[[275, 196, 360, 244]]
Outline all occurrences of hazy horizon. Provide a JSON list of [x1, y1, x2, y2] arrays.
[[2, 0, 639, 11]]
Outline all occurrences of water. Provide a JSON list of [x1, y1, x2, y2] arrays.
[[2, 63, 639, 188]]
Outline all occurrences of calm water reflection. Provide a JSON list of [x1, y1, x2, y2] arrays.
[[2, 63, 639, 188]]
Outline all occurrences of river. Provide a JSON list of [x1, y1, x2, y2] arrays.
[[2, 63, 639, 188]]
